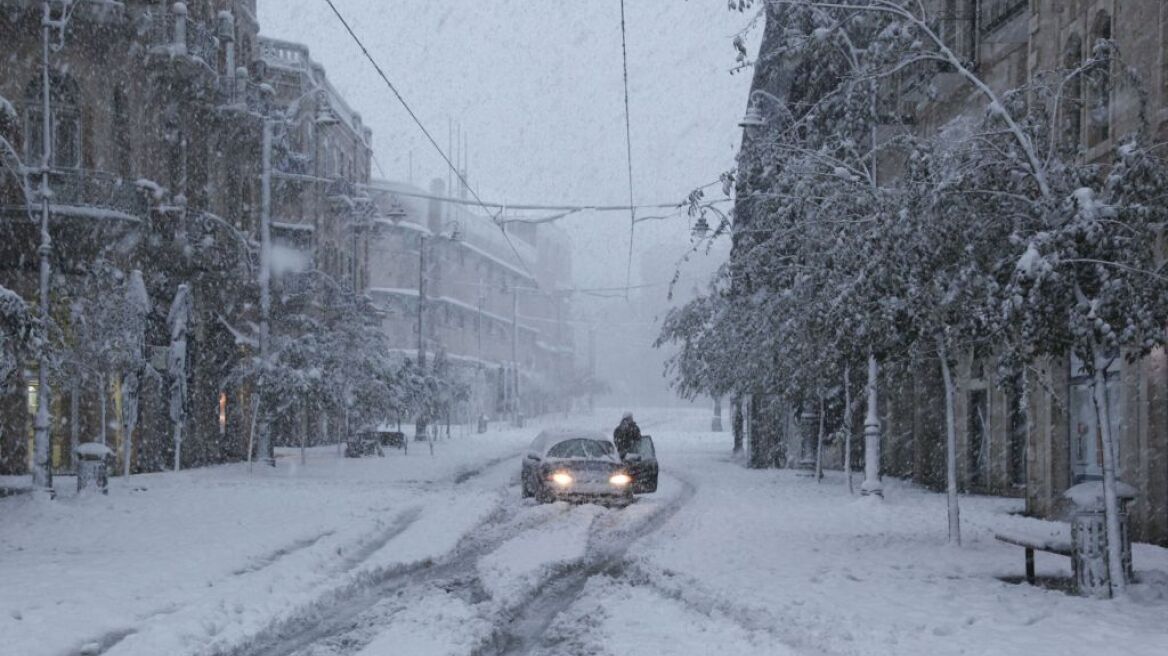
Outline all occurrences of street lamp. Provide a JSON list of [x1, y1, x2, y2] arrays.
[[257, 86, 341, 465], [738, 89, 794, 134]]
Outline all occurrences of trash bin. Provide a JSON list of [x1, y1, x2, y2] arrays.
[[74, 442, 113, 495], [1063, 481, 1137, 597], [477, 414, 488, 434]]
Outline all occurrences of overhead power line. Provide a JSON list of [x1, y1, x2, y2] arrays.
[[320, 0, 539, 286], [361, 184, 732, 215]]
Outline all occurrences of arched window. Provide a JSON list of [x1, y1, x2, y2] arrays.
[[1063, 33, 1084, 152], [24, 73, 81, 168], [1088, 10, 1112, 147]]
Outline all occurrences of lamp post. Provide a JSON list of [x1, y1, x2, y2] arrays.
[[256, 88, 340, 466], [31, 0, 56, 498]]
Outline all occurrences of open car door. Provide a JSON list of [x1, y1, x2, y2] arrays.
[[624, 435, 658, 493]]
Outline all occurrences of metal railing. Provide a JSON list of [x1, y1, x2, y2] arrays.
[[44, 168, 148, 218]]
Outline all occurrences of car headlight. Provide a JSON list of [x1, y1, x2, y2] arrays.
[[609, 473, 632, 487], [551, 471, 574, 487]]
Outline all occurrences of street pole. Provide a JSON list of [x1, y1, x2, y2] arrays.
[[861, 353, 883, 497], [511, 288, 519, 425], [415, 234, 428, 441], [588, 324, 596, 414], [31, 0, 54, 498], [257, 118, 274, 466]]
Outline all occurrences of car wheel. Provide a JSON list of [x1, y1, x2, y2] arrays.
[[521, 472, 533, 498]]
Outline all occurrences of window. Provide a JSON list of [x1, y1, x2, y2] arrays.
[[1006, 375, 1028, 488], [942, 0, 978, 64], [1088, 10, 1112, 147], [1063, 34, 1084, 152], [967, 389, 989, 489], [979, 0, 1027, 35], [1068, 353, 1121, 483], [112, 87, 131, 177], [24, 73, 81, 168]]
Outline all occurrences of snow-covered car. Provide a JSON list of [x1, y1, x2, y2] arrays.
[[520, 430, 656, 505]]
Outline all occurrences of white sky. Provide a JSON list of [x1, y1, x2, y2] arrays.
[[259, 0, 755, 289]]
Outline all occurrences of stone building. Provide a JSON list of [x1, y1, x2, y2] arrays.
[[736, 0, 1168, 544], [364, 178, 575, 423], [0, 2, 375, 477]]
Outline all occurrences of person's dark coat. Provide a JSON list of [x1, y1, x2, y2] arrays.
[[613, 417, 641, 459]]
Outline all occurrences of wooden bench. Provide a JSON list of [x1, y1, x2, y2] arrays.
[[995, 531, 1073, 585]]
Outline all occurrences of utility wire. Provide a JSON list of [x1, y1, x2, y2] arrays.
[[618, 0, 637, 298], [363, 183, 731, 214], [320, 0, 540, 286]]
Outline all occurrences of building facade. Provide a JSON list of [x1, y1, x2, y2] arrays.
[[737, 0, 1168, 544], [0, 1, 374, 477], [364, 178, 575, 423]]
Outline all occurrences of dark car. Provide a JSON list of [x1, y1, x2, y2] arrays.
[[521, 430, 658, 505]]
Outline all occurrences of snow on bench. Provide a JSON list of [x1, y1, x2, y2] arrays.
[[995, 527, 1072, 585]]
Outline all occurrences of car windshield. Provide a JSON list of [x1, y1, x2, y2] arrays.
[[546, 439, 614, 459]]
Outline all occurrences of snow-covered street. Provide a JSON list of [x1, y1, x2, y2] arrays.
[[3, 408, 1167, 656]]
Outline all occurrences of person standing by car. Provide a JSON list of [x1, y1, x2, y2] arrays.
[[613, 412, 641, 460]]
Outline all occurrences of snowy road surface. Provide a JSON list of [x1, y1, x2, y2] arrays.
[[3, 409, 1168, 656]]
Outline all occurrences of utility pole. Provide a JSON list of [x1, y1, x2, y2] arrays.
[[588, 325, 596, 414], [416, 234, 428, 440], [31, 0, 55, 498], [511, 288, 520, 425], [256, 118, 274, 466]]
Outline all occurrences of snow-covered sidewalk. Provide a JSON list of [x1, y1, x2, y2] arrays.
[[0, 421, 544, 656]]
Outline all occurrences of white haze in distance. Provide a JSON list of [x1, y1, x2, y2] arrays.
[[259, 0, 757, 405]]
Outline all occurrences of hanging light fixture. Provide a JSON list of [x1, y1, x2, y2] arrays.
[[692, 216, 710, 238], [738, 102, 766, 130]]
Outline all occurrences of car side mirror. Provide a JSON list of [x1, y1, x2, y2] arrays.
[[526, 454, 540, 461]]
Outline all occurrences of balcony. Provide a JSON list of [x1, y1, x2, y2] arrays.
[[1, 168, 148, 221]]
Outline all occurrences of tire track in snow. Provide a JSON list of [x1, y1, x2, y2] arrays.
[[469, 472, 697, 656], [216, 456, 545, 656]]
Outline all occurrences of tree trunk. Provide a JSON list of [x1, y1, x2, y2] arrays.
[[844, 364, 853, 494], [300, 403, 307, 466], [1090, 347, 1126, 595], [861, 354, 883, 496], [173, 421, 183, 472], [100, 376, 108, 446], [938, 337, 962, 546], [247, 394, 259, 472], [732, 397, 744, 454], [70, 379, 80, 470], [815, 393, 825, 482]]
